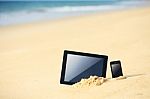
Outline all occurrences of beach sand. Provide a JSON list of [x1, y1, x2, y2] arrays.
[[0, 7, 150, 99]]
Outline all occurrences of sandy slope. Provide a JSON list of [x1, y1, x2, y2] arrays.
[[0, 7, 150, 99]]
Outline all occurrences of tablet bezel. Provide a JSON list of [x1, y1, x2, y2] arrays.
[[60, 50, 108, 85]]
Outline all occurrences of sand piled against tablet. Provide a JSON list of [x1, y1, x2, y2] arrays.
[[73, 76, 106, 88], [73, 76, 127, 88]]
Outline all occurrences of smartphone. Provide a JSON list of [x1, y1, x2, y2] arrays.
[[110, 60, 123, 78]]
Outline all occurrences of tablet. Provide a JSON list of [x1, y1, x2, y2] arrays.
[[110, 60, 123, 78], [60, 50, 108, 85]]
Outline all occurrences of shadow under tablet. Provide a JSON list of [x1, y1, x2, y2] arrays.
[[60, 50, 108, 85]]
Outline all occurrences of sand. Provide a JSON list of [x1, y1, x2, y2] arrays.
[[73, 76, 127, 88], [0, 7, 150, 99], [73, 76, 106, 88]]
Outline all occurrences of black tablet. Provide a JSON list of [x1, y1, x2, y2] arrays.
[[110, 60, 123, 78], [60, 50, 108, 85]]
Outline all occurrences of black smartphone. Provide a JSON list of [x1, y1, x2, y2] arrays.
[[110, 60, 123, 78]]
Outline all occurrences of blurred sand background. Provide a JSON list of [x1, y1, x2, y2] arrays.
[[0, 7, 150, 99]]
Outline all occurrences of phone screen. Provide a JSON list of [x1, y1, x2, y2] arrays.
[[110, 61, 123, 78]]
